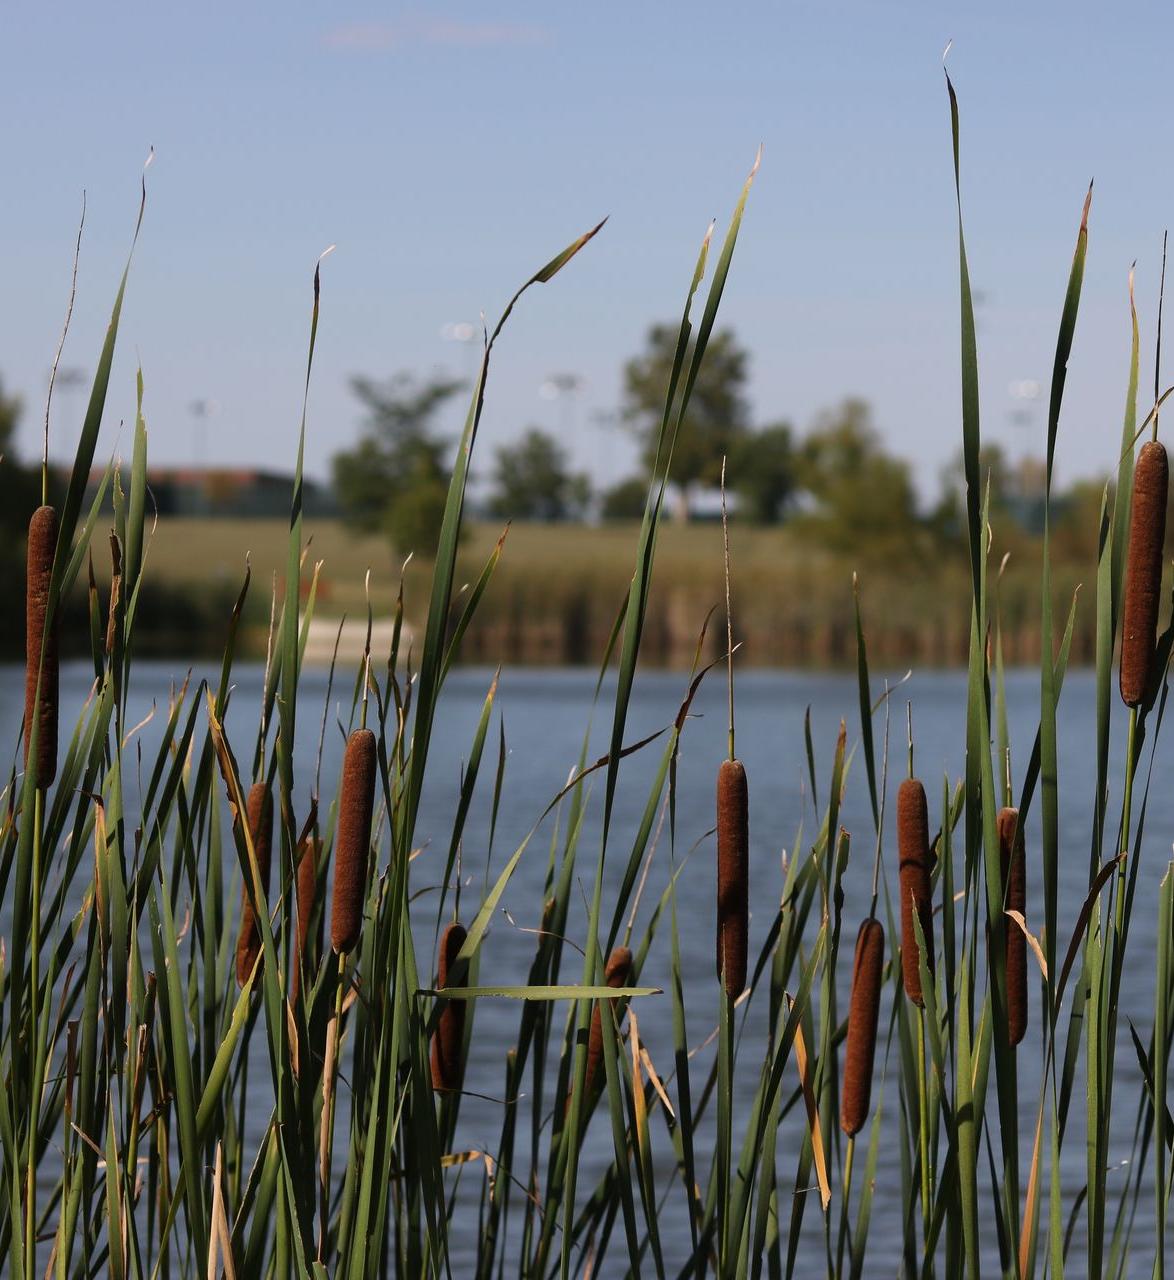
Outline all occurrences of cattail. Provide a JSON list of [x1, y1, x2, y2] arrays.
[[291, 837, 318, 1004], [24, 504, 58, 787], [431, 921, 468, 1093], [1120, 439, 1168, 707], [585, 946, 633, 1099], [331, 727, 376, 954], [565, 945, 632, 1115], [234, 783, 274, 987], [841, 917, 885, 1136], [896, 777, 934, 1006], [716, 758, 749, 999], [997, 807, 1028, 1048]]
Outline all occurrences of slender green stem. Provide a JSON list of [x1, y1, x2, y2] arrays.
[[917, 1007, 931, 1241], [1154, 229, 1166, 444], [720, 455, 734, 762], [716, 989, 733, 1276], [906, 702, 914, 780], [837, 1135, 856, 1278], [1114, 706, 1139, 941], [319, 953, 347, 1261], [25, 786, 43, 1280]]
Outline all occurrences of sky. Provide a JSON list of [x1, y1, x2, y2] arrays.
[[3, 3, 1174, 503]]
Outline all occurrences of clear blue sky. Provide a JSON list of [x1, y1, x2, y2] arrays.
[[3, 3, 1172, 501]]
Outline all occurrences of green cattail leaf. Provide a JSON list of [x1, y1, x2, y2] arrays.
[[195, 972, 257, 1138], [1156, 864, 1174, 1272]]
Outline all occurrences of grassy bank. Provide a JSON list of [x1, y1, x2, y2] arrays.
[[134, 514, 1095, 667]]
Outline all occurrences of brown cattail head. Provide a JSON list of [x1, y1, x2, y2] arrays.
[[24, 505, 59, 787], [896, 777, 935, 1006], [841, 917, 885, 1136], [431, 921, 468, 1092], [567, 945, 633, 1113], [331, 727, 376, 954], [997, 807, 1028, 1048], [716, 758, 749, 999], [235, 783, 274, 987], [291, 837, 319, 1004], [1120, 440, 1169, 707]]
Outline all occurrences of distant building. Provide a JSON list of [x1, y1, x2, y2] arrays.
[[74, 466, 340, 519]]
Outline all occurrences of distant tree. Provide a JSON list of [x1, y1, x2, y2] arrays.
[[729, 421, 796, 523], [0, 379, 48, 525], [793, 399, 919, 553], [332, 373, 464, 556], [1052, 475, 1108, 562], [932, 442, 1015, 538], [621, 324, 751, 519], [600, 476, 649, 520], [487, 428, 590, 521], [931, 443, 1055, 545]]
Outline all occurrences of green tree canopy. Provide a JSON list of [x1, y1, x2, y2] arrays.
[[487, 427, 589, 522], [932, 441, 1015, 542], [728, 420, 796, 523], [793, 398, 919, 553], [332, 373, 464, 556], [621, 324, 750, 517], [600, 475, 649, 521]]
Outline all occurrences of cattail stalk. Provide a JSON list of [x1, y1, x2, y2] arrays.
[[331, 728, 376, 955], [898, 774, 936, 1225], [25, 505, 59, 787], [1120, 439, 1168, 707], [292, 837, 318, 1004], [716, 758, 749, 999], [841, 918, 885, 1136], [235, 783, 273, 987], [565, 946, 633, 1114], [997, 807, 1028, 1047], [431, 922, 468, 1093], [896, 777, 934, 1005], [585, 947, 632, 1099]]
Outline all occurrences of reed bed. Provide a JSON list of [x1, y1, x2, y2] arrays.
[[235, 781, 273, 985], [23, 503, 57, 786], [4, 77, 1174, 1280], [431, 922, 468, 1093], [331, 725, 375, 955]]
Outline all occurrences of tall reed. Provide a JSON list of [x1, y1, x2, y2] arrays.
[[896, 776, 934, 1004], [841, 917, 884, 1136], [292, 836, 319, 1003], [1120, 438, 1168, 706], [24, 504, 58, 786], [331, 727, 375, 954], [716, 758, 748, 998], [997, 806, 1027, 1047], [431, 921, 468, 1093], [583, 945, 632, 1101], [234, 781, 274, 985]]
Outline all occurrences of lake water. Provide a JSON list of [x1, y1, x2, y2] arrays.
[[10, 661, 1170, 1273]]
